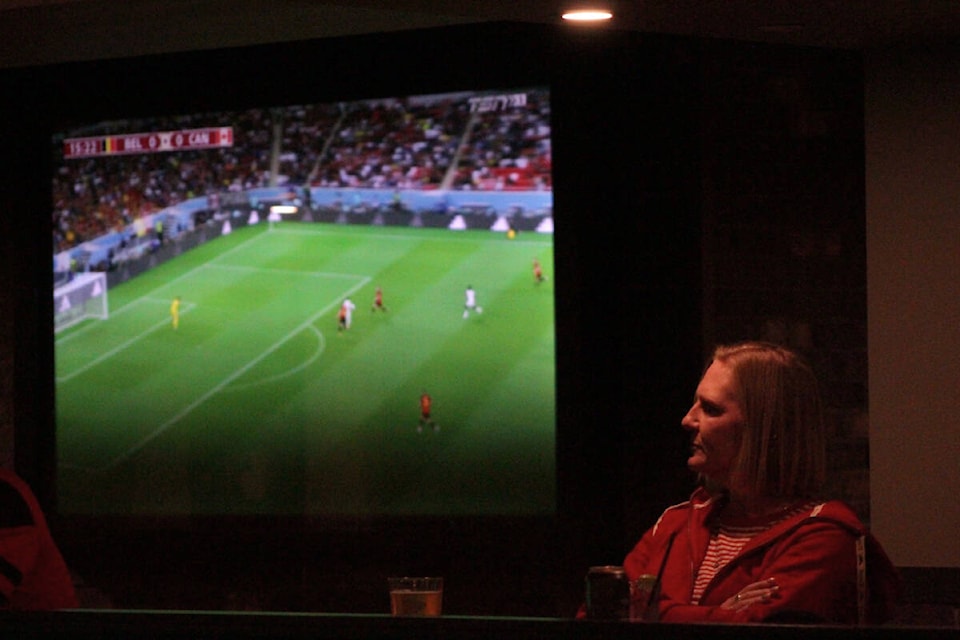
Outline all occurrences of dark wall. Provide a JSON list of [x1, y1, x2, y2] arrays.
[[695, 41, 870, 523], [0, 23, 864, 615]]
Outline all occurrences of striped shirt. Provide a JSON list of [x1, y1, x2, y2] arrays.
[[691, 502, 815, 604]]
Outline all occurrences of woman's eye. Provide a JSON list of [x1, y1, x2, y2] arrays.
[[701, 402, 722, 416]]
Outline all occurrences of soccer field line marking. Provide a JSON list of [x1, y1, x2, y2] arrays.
[[268, 224, 554, 247], [55, 296, 171, 346], [56, 230, 270, 349], [55, 301, 197, 384], [81, 229, 272, 322], [224, 325, 327, 392], [103, 275, 371, 471], [202, 263, 367, 280]]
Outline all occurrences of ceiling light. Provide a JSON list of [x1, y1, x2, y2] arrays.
[[562, 9, 613, 22]]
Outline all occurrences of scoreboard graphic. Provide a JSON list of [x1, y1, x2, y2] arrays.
[[63, 126, 234, 159]]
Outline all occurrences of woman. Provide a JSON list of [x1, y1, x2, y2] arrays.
[[622, 341, 900, 624]]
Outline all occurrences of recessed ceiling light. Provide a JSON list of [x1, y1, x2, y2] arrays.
[[562, 9, 613, 22]]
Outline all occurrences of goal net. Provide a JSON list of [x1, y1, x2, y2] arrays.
[[54, 272, 109, 333]]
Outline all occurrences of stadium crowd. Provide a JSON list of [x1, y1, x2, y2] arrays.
[[52, 90, 551, 254]]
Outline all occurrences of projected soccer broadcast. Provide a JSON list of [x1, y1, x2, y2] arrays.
[[51, 87, 555, 519]]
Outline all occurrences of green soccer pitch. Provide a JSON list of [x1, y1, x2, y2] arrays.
[[54, 222, 555, 518]]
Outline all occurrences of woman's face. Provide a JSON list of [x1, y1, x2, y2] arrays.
[[681, 360, 744, 487]]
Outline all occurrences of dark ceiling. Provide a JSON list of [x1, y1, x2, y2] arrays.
[[2, 0, 959, 68]]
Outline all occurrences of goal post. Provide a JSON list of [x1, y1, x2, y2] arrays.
[[54, 272, 109, 333]]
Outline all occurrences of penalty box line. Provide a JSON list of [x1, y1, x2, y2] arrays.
[[102, 272, 371, 471], [56, 299, 197, 384]]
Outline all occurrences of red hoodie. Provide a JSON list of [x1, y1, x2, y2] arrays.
[[621, 487, 901, 624], [0, 469, 78, 610]]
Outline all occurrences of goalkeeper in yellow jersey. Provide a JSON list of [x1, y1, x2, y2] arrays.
[[170, 296, 181, 330]]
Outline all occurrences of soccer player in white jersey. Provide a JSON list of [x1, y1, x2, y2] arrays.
[[463, 285, 482, 319], [338, 298, 357, 331]]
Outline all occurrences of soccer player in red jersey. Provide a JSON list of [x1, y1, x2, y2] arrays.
[[418, 392, 437, 433], [533, 258, 546, 284], [371, 286, 388, 312]]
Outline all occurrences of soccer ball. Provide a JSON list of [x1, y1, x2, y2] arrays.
[[477, 306, 483, 313]]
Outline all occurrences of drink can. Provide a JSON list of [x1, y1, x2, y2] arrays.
[[629, 574, 659, 621], [585, 565, 630, 620]]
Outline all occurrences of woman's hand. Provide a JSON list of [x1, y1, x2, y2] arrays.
[[721, 578, 779, 611]]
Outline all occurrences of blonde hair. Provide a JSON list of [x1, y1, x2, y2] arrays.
[[711, 341, 826, 498]]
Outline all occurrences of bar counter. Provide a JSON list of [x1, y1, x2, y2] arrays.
[[2, 610, 955, 640]]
